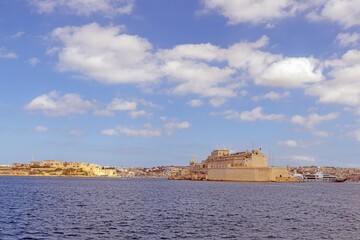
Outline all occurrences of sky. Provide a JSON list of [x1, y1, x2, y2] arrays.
[[1, 0, 360, 167]]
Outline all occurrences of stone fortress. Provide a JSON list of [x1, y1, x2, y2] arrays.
[[171, 148, 295, 182]]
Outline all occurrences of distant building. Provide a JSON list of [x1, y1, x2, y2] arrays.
[[172, 148, 295, 182]]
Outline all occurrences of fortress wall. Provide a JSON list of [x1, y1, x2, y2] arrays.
[[208, 167, 290, 182], [208, 168, 271, 181], [251, 154, 268, 168], [269, 167, 291, 181]]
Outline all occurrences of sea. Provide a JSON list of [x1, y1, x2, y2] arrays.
[[0, 177, 359, 239]]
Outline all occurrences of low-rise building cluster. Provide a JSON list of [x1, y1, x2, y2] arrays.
[[2, 160, 117, 177]]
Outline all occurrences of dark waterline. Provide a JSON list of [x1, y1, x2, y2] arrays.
[[0, 177, 359, 239]]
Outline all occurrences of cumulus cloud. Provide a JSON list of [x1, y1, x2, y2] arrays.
[[307, 0, 360, 28], [218, 107, 285, 121], [200, 1, 360, 29], [226, 36, 324, 88], [199, 0, 360, 30], [94, 97, 157, 118], [0, 47, 17, 59], [50, 23, 241, 101], [29, 0, 134, 16], [157, 43, 226, 62], [200, 0, 306, 25], [336, 32, 360, 47], [306, 50, 360, 109], [291, 112, 339, 129], [107, 98, 137, 111], [50, 24, 325, 103], [34, 126, 48, 132], [94, 98, 136, 117], [25, 91, 97, 117], [51, 23, 159, 84], [252, 91, 290, 101], [129, 110, 150, 119], [258, 57, 324, 88], [102, 120, 190, 137], [164, 120, 190, 134], [162, 60, 236, 98]]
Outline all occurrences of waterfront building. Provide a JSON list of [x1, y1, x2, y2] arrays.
[[172, 149, 294, 182]]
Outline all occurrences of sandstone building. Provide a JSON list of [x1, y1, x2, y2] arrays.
[[171, 149, 294, 182]]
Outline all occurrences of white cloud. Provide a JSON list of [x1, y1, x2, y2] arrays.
[[102, 124, 162, 138], [34, 126, 48, 132], [219, 107, 285, 121], [107, 98, 137, 111], [93, 98, 137, 116], [10, 31, 24, 39], [306, 50, 360, 108], [25, 91, 97, 117], [162, 60, 236, 98], [200, 0, 306, 25], [201, 1, 360, 29], [336, 32, 360, 47], [50, 24, 325, 103], [28, 57, 40, 67], [226, 36, 324, 88], [157, 43, 226, 62], [47, 24, 240, 102], [0, 47, 17, 59], [307, 0, 360, 28], [257, 57, 324, 88], [51, 23, 159, 84], [252, 91, 290, 101], [129, 110, 150, 119], [30, 0, 134, 16], [187, 99, 204, 107], [134, 99, 160, 108], [94, 98, 158, 117], [278, 140, 301, 148], [102, 120, 190, 137], [291, 112, 339, 129], [164, 120, 190, 134]]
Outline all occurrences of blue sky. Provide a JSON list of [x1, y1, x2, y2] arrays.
[[1, 0, 360, 167]]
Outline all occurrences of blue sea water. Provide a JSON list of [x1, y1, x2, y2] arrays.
[[0, 177, 359, 239]]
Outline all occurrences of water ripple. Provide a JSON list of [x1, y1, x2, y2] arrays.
[[0, 177, 359, 239]]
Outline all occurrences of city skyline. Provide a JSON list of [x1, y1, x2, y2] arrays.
[[1, 0, 360, 167]]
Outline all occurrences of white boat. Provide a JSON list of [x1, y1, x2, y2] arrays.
[[302, 171, 337, 182]]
